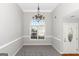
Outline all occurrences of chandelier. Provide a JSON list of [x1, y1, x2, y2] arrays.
[[32, 3, 45, 22]]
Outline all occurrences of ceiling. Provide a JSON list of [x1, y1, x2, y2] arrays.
[[18, 3, 59, 12]]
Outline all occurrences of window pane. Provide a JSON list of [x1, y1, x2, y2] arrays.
[[31, 32, 37, 39], [31, 26, 37, 32], [38, 26, 45, 39], [31, 19, 45, 39]]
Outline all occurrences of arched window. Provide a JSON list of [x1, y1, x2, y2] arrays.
[[31, 19, 46, 40]]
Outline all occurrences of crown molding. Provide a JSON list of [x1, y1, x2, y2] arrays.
[[23, 10, 52, 12]]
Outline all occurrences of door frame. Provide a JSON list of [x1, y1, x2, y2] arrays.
[[63, 23, 78, 53]]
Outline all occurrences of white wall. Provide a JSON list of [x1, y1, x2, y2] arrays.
[[23, 12, 52, 45], [1, 3, 79, 55], [51, 3, 79, 53], [0, 4, 24, 56]]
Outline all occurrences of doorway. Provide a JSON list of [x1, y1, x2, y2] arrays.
[[63, 23, 78, 53]]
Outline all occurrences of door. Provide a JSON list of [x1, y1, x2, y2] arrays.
[[63, 23, 78, 53]]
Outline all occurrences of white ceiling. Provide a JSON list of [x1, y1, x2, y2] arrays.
[[18, 3, 59, 12]]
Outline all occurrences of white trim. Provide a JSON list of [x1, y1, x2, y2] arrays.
[[52, 44, 63, 54], [0, 37, 23, 50], [23, 35, 52, 45], [52, 36, 62, 41], [12, 43, 23, 56], [51, 36, 63, 54], [23, 40, 52, 45], [23, 35, 53, 38], [0, 36, 23, 56], [23, 10, 52, 12], [23, 35, 53, 40]]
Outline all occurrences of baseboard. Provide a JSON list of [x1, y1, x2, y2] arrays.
[[12, 43, 23, 56], [51, 36, 63, 54], [52, 45, 63, 54], [0, 36, 23, 56]]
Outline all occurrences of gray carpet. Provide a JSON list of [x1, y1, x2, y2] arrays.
[[15, 45, 61, 56]]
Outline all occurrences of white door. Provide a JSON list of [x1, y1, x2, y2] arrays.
[[63, 23, 78, 53]]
